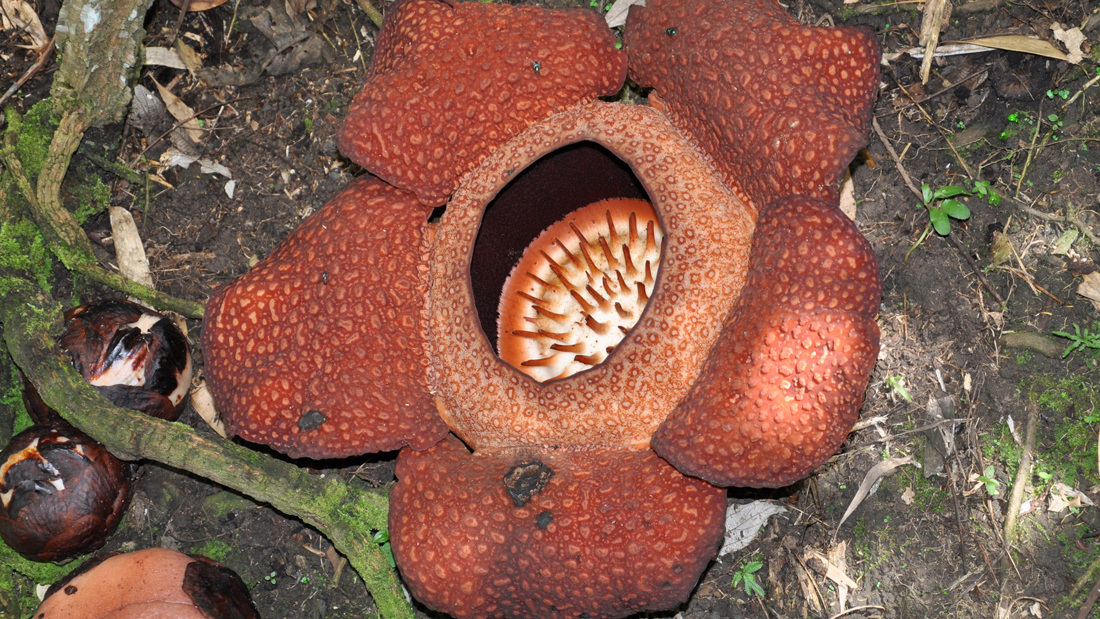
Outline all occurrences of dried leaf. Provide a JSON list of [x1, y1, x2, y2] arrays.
[[839, 169, 857, 221], [836, 456, 913, 533], [1051, 23, 1085, 64], [1048, 482, 1094, 513], [167, 0, 229, 11], [719, 501, 787, 556], [0, 0, 48, 48], [605, 0, 644, 28], [960, 35, 1069, 62], [794, 559, 825, 613], [108, 206, 153, 288], [1050, 229, 1078, 256], [161, 147, 233, 179], [989, 231, 1013, 269], [174, 39, 206, 80], [144, 46, 187, 70], [804, 547, 858, 590], [1077, 271, 1100, 312], [829, 541, 851, 611], [190, 381, 228, 438], [151, 77, 205, 144]]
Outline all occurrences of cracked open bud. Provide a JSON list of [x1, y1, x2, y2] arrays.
[[0, 423, 131, 562], [34, 547, 260, 619], [59, 300, 193, 421]]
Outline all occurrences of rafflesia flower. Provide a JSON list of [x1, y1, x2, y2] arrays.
[[202, 0, 882, 617]]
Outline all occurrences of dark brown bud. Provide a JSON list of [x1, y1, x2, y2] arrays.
[[0, 423, 131, 562], [59, 300, 193, 421]]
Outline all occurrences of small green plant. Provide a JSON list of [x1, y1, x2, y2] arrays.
[[977, 465, 1000, 496], [732, 556, 765, 597], [921, 184, 972, 236], [373, 530, 396, 568], [1048, 113, 1064, 139], [906, 183, 973, 258], [884, 375, 912, 402], [264, 571, 277, 586], [971, 180, 1000, 206], [1046, 89, 1070, 100], [1052, 323, 1100, 363]]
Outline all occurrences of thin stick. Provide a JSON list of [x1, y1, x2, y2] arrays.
[[1076, 576, 1100, 619], [1001, 401, 1039, 572], [829, 606, 886, 619], [0, 36, 56, 108], [354, 0, 383, 28]]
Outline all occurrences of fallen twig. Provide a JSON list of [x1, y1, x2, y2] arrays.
[[1076, 576, 1100, 619], [1001, 400, 1039, 572], [0, 36, 56, 110]]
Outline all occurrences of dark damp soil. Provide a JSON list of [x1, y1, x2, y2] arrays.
[[3, 0, 1100, 617]]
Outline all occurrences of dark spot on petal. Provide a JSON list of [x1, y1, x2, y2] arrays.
[[64, 585, 77, 595], [536, 511, 553, 530], [298, 410, 326, 432], [503, 460, 554, 507]]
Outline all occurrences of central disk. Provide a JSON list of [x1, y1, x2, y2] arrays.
[[496, 198, 664, 382]]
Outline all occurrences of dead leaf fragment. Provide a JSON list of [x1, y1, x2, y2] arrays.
[[1051, 23, 1085, 64], [804, 547, 858, 590], [839, 169, 857, 221], [1077, 271, 1100, 312], [152, 77, 205, 144], [604, 0, 644, 28], [719, 501, 788, 556], [167, 0, 229, 12], [0, 0, 48, 48], [1048, 482, 1094, 512], [191, 381, 228, 438], [989, 231, 1013, 269], [109, 206, 153, 288], [144, 46, 187, 70], [836, 456, 913, 533], [918, 0, 952, 84], [960, 35, 1069, 62]]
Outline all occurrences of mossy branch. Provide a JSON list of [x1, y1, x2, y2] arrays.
[[1, 109, 205, 319], [0, 278, 413, 619]]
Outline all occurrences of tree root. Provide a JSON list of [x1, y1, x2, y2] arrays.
[[0, 279, 414, 619]]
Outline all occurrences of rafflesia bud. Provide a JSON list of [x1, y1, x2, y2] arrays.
[[0, 423, 131, 562], [59, 300, 193, 421], [34, 548, 260, 619]]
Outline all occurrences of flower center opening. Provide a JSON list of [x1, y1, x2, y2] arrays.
[[497, 198, 663, 382], [469, 141, 662, 383]]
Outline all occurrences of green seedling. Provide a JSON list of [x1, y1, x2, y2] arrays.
[[905, 184, 972, 259], [372, 530, 396, 568], [978, 465, 1000, 496], [732, 556, 765, 597], [971, 180, 1000, 206], [1048, 113, 1064, 140], [885, 375, 912, 402], [1046, 89, 1070, 100], [922, 184, 971, 236]]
